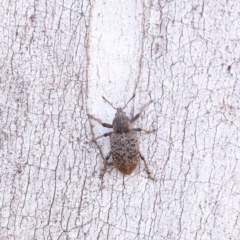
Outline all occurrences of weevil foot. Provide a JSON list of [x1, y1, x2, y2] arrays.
[[148, 174, 156, 181], [100, 158, 108, 178]]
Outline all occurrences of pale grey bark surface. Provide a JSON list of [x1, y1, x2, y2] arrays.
[[1, 0, 240, 239]]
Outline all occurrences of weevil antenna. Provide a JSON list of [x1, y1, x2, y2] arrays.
[[102, 96, 117, 110], [123, 94, 135, 109]]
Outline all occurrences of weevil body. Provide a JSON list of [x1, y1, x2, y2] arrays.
[[110, 130, 139, 174], [89, 95, 155, 180]]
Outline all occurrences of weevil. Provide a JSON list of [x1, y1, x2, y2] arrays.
[[88, 94, 155, 180]]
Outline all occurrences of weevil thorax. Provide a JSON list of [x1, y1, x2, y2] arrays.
[[112, 108, 132, 133]]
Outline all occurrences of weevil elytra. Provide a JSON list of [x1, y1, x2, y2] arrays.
[[88, 94, 155, 180]]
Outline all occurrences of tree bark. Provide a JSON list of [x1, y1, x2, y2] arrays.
[[1, 0, 239, 239]]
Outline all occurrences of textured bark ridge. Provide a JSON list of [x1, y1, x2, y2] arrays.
[[1, 0, 240, 239]]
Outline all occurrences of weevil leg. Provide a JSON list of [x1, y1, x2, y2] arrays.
[[88, 114, 113, 128], [93, 132, 114, 141], [140, 152, 155, 181], [132, 128, 156, 134], [131, 100, 153, 123], [101, 151, 112, 176]]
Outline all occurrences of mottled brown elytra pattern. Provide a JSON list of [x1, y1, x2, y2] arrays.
[[110, 131, 139, 175], [88, 95, 155, 180]]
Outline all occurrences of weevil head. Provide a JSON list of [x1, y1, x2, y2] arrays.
[[115, 108, 126, 116], [112, 108, 132, 133], [102, 94, 135, 133]]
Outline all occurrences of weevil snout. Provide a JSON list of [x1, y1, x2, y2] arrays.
[[115, 108, 126, 116]]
